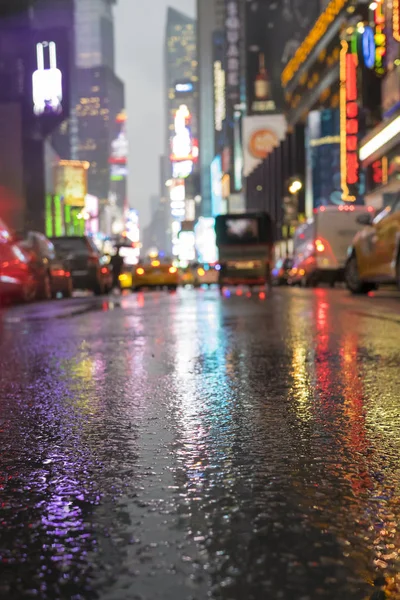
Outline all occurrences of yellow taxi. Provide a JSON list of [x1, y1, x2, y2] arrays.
[[179, 266, 196, 286], [345, 195, 400, 294], [120, 259, 179, 291], [194, 264, 220, 287]]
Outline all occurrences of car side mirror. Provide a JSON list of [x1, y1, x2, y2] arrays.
[[356, 213, 373, 226]]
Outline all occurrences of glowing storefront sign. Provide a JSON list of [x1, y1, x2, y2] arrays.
[[33, 41, 63, 116], [214, 60, 226, 132], [340, 39, 358, 201], [359, 115, 400, 161], [282, 0, 348, 87]]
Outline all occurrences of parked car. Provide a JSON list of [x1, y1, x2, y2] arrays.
[[345, 194, 400, 294], [180, 266, 196, 287], [50, 236, 111, 295], [271, 257, 293, 286], [193, 263, 220, 287], [0, 219, 36, 305], [19, 232, 73, 299], [289, 205, 375, 287]]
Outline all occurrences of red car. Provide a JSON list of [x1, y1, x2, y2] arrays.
[[0, 219, 36, 305]]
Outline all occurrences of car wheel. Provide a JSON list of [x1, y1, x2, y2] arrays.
[[345, 255, 375, 294]]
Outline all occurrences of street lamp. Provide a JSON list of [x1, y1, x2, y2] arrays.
[[288, 179, 302, 195]]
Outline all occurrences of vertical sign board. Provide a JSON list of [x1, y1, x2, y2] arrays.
[[213, 31, 227, 156], [225, 0, 241, 104], [340, 39, 359, 202]]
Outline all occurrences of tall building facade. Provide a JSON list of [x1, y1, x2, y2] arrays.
[[75, 67, 124, 203], [75, 0, 116, 70], [197, 0, 225, 217], [165, 8, 197, 157], [73, 0, 127, 233], [164, 8, 198, 258]]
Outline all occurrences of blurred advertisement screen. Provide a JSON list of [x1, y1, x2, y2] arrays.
[[226, 218, 259, 242]]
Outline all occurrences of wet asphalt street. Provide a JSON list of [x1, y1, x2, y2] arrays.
[[1, 287, 400, 600]]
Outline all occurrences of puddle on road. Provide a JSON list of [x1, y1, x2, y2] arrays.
[[1, 290, 400, 599]]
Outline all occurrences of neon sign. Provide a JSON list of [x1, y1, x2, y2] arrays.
[[362, 26, 376, 69], [32, 41, 63, 116], [373, 0, 386, 76], [393, 0, 400, 42], [282, 0, 348, 87], [214, 61, 226, 132], [340, 39, 358, 201]]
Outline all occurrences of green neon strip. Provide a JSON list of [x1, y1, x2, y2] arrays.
[[351, 33, 358, 55], [54, 195, 62, 237], [45, 194, 53, 238], [64, 205, 71, 236]]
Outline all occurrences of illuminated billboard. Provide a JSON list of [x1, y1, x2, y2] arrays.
[[242, 115, 287, 176], [32, 41, 63, 116], [54, 160, 89, 207], [211, 156, 223, 217]]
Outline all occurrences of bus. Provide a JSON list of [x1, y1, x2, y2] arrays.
[[215, 213, 274, 289]]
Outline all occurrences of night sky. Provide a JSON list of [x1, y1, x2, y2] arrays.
[[115, 0, 195, 228]]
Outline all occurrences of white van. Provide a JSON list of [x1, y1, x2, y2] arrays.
[[289, 205, 375, 287]]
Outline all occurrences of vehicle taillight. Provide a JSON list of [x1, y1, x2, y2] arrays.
[[169, 266, 177, 274], [101, 267, 108, 274], [52, 269, 65, 277], [315, 239, 325, 252]]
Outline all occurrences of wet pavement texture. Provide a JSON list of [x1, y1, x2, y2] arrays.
[[1, 287, 400, 600]]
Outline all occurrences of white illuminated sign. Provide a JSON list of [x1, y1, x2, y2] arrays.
[[359, 116, 400, 161], [169, 182, 185, 202], [214, 61, 226, 132], [172, 160, 193, 179], [175, 82, 194, 93], [32, 41, 63, 116]]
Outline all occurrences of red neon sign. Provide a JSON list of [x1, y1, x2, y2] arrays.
[[345, 52, 359, 189]]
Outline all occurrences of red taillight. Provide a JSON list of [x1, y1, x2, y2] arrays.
[[101, 267, 108, 274], [52, 269, 65, 277], [315, 239, 325, 252]]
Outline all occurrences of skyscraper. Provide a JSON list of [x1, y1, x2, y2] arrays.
[[74, 0, 116, 70], [165, 8, 197, 158], [72, 0, 127, 233], [196, 0, 225, 217]]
